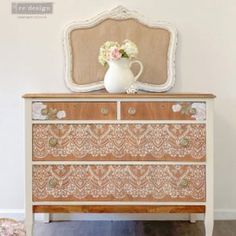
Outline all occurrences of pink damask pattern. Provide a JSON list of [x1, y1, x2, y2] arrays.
[[32, 124, 206, 161], [32, 165, 206, 202]]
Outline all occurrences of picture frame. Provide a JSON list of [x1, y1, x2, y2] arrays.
[[63, 6, 177, 92]]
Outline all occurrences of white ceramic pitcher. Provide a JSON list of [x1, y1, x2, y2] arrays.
[[104, 58, 143, 93]]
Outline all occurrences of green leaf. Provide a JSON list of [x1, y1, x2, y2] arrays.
[[119, 49, 129, 58]]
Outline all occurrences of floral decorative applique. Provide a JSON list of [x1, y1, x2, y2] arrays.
[[56, 110, 66, 119], [191, 103, 206, 121], [32, 102, 47, 120], [172, 104, 182, 112], [172, 102, 206, 121], [32, 102, 66, 120]]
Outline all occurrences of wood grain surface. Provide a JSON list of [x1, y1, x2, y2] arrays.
[[33, 102, 117, 120], [23, 93, 216, 99], [33, 205, 205, 213], [121, 102, 203, 120]]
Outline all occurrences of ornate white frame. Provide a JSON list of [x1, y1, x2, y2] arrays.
[[63, 6, 178, 93]]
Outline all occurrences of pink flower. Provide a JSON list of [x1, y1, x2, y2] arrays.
[[110, 47, 122, 60]]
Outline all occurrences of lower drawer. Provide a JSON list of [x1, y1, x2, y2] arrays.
[[32, 165, 205, 202]]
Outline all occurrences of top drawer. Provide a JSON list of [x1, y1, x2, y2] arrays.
[[32, 102, 117, 120], [121, 102, 206, 120]]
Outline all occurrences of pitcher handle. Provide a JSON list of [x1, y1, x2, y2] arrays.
[[129, 60, 143, 81]]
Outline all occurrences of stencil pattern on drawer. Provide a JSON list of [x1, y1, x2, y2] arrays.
[[33, 124, 206, 161], [32, 165, 206, 202]]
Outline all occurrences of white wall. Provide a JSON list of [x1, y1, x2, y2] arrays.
[[0, 0, 236, 219]]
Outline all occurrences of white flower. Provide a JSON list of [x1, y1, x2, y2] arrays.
[[191, 103, 206, 121], [121, 39, 138, 58], [98, 41, 120, 66], [32, 102, 47, 120], [126, 84, 138, 94], [56, 110, 66, 119], [172, 104, 182, 112]]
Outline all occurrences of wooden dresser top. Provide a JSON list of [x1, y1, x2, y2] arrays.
[[23, 93, 216, 99]]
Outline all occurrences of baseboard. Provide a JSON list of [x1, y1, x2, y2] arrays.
[[0, 209, 24, 221], [0, 209, 236, 221], [214, 209, 236, 220]]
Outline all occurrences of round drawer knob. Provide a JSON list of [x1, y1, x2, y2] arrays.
[[101, 107, 109, 115], [189, 107, 197, 115], [180, 137, 189, 147], [41, 108, 48, 115], [48, 178, 58, 188], [128, 107, 136, 115], [179, 179, 189, 188], [49, 137, 58, 147]]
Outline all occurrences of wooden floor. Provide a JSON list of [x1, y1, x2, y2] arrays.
[[34, 221, 236, 236]]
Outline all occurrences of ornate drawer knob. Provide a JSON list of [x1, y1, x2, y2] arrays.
[[179, 179, 189, 188], [128, 107, 136, 115], [48, 178, 58, 188], [189, 107, 197, 115], [49, 137, 58, 147], [180, 137, 189, 147], [41, 108, 48, 116], [101, 107, 109, 115]]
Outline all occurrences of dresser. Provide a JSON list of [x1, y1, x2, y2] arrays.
[[24, 93, 215, 236]]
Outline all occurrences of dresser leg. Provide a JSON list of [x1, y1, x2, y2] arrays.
[[43, 213, 51, 223], [204, 210, 214, 236], [189, 214, 197, 223], [25, 212, 33, 236]]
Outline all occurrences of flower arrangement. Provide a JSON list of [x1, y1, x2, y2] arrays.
[[98, 40, 138, 66]]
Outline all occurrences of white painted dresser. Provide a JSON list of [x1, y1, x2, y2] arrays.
[[24, 93, 215, 236]]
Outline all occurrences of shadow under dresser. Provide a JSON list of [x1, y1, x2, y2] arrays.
[[23, 93, 215, 236]]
